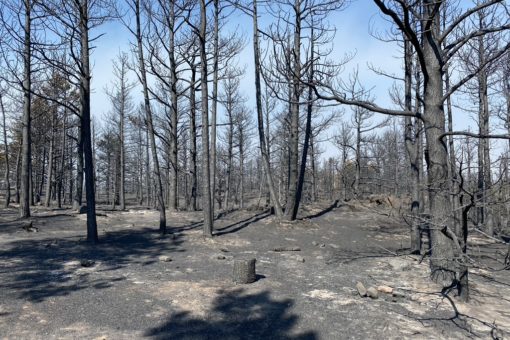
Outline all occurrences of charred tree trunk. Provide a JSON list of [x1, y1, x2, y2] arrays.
[[445, 67, 461, 238], [45, 111, 55, 207], [20, 0, 32, 218], [79, 0, 98, 243], [15, 140, 21, 204], [145, 125, 150, 207], [403, 37, 422, 255], [354, 123, 361, 197], [73, 133, 84, 210], [57, 109, 67, 208], [239, 128, 245, 209], [252, 0, 283, 218], [135, 0, 166, 232], [421, 2, 467, 300], [310, 133, 317, 202], [284, 0, 301, 221], [119, 96, 125, 211], [476, 32, 492, 235], [1, 93, 10, 207], [291, 29, 313, 220], [210, 0, 219, 210], [189, 67, 198, 212], [199, 0, 213, 236], [168, 0, 178, 212], [225, 93, 234, 210]]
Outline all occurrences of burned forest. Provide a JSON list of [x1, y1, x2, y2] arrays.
[[0, 0, 510, 339]]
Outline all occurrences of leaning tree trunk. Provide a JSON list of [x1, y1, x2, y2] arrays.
[[135, 0, 166, 232], [252, 0, 283, 218]]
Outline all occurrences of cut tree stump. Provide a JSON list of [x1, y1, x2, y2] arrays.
[[233, 258, 256, 284]]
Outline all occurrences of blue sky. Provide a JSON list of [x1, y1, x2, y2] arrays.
[[88, 1, 495, 159], [90, 1, 398, 114]]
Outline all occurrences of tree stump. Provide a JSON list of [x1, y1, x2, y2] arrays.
[[233, 258, 256, 284]]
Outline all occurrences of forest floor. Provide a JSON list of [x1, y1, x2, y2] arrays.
[[0, 199, 509, 339]]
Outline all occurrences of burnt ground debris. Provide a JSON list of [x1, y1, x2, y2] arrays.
[[0, 201, 509, 339]]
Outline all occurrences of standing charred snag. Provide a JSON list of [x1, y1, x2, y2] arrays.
[[0, 92, 10, 208], [106, 53, 133, 211], [291, 26, 314, 220], [77, 0, 98, 243], [57, 109, 67, 208], [210, 0, 219, 209], [168, 0, 179, 212], [126, 0, 167, 232], [20, 0, 32, 219], [147, 0, 180, 212], [403, 37, 422, 255], [44, 99, 56, 207], [35, 0, 113, 240], [252, 0, 283, 218], [263, 0, 346, 220], [199, 0, 213, 237], [188, 56, 199, 212], [220, 68, 242, 210], [119, 88, 126, 212], [312, 0, 510, 301], [283, 0, 302, 222], [73, 131, 84, 210]]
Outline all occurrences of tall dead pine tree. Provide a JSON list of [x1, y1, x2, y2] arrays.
[[252, 0, 283, 217], [199, 0, 213, 237], [20, 0, 32, 218]]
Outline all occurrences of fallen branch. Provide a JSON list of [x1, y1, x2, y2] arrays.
[[473, 228, 507, 244], [273, 246, 301, 252]]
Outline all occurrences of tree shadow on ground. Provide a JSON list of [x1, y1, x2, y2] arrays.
[[325, 248, 401, 265], [0, 227, 184, 303], [214, 210, 271, 236], [145, 288, 317, 340], [299, 200, 339, 220], [391, 289, 506, 338]]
